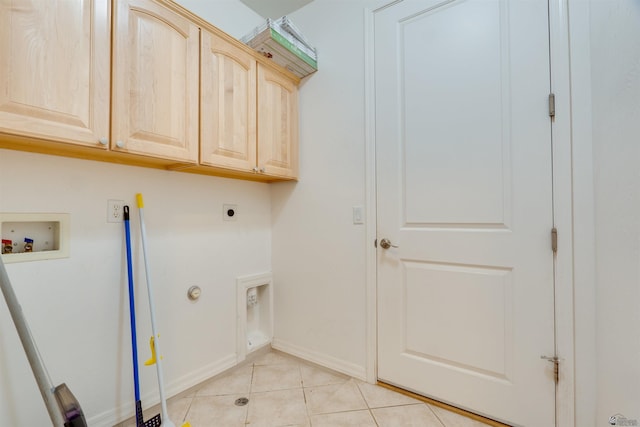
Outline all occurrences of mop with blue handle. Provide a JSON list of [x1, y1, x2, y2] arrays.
[[136, 194, 191, 427], [124, 206, 161, 427]]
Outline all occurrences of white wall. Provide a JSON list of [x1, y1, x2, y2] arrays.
[[174, 0, 263, 39], [0, 3, 267, 426], [0, 150, 271, 426], [270, 0, 369, 377], [590, 1, 640, 424]]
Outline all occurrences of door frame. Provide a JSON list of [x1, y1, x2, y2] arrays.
[[363, 1, 589, 425]]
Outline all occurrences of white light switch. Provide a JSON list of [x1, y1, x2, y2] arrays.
[[353, 206, 364, 224]]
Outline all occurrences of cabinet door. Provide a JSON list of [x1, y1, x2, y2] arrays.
[[257, 65, 299, 179], [201, 31, 257, 171], [112, 0, 199, 163], [0, 0, 110, 148]]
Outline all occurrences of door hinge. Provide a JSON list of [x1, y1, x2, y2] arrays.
[[374, 239, 378, 248], [548, 93, 556, 118], [551, 227, 558, 253], [541, 355, 559, 384]]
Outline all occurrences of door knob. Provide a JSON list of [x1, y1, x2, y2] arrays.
[[379, 238, 398, 249]]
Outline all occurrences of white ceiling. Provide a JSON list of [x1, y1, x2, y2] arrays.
[[239, 0, 313, 18]]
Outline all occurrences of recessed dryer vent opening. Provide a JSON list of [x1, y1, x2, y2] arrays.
[[237, 272, 273, 363]]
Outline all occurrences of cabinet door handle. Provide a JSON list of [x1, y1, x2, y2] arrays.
[[98, 137, 108, 146], [259, 167, 266, 173], [252, 167, 259, 173], [116, 140, 125, 148]]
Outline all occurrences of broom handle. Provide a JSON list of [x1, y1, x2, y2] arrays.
[[123, 207, 141, 401], [136, 194, 171, 424], [0, 255, 65, 426]]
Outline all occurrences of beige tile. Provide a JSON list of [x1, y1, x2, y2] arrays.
[[310, 410, 377, 426], [185, 395, 247, 427], [252, 364, 303, 392], [181, 388, 198, 399], [196, 365, 253, 396], [356, 381, 421, 408], [246, 388, 309, 427], [430, 405, 492, 427], [304, 380, 368, 415], [372, 404, 445, 427], [167, 397, 193, 424], [253, 350, 301, 367], [300, 364, 349, 388]]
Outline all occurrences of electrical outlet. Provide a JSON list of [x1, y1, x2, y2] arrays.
[[107, 200, 124, 223]]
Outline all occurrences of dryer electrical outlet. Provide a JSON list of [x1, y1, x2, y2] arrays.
[[223, 204, 238, 221]]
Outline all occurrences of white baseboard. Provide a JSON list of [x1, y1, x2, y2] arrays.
[[88, 353, 237, 427], [272, 339, 367, 381]]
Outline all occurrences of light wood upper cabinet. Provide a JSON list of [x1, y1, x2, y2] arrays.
[[112, 0, 199, 163], [201, 30, 257, 171], [200, 35, 299, 180], [257, 65, 299, 179], [0, 0, 301, 181], [0, 0, 110, 148]]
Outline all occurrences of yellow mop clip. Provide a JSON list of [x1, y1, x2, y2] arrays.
[[145, 336, 157, 366]]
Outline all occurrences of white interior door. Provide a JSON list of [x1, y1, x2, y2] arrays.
[[375, 1, 556, 426]]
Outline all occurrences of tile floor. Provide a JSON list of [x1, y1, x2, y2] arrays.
[[117, 350, 492, 427]]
